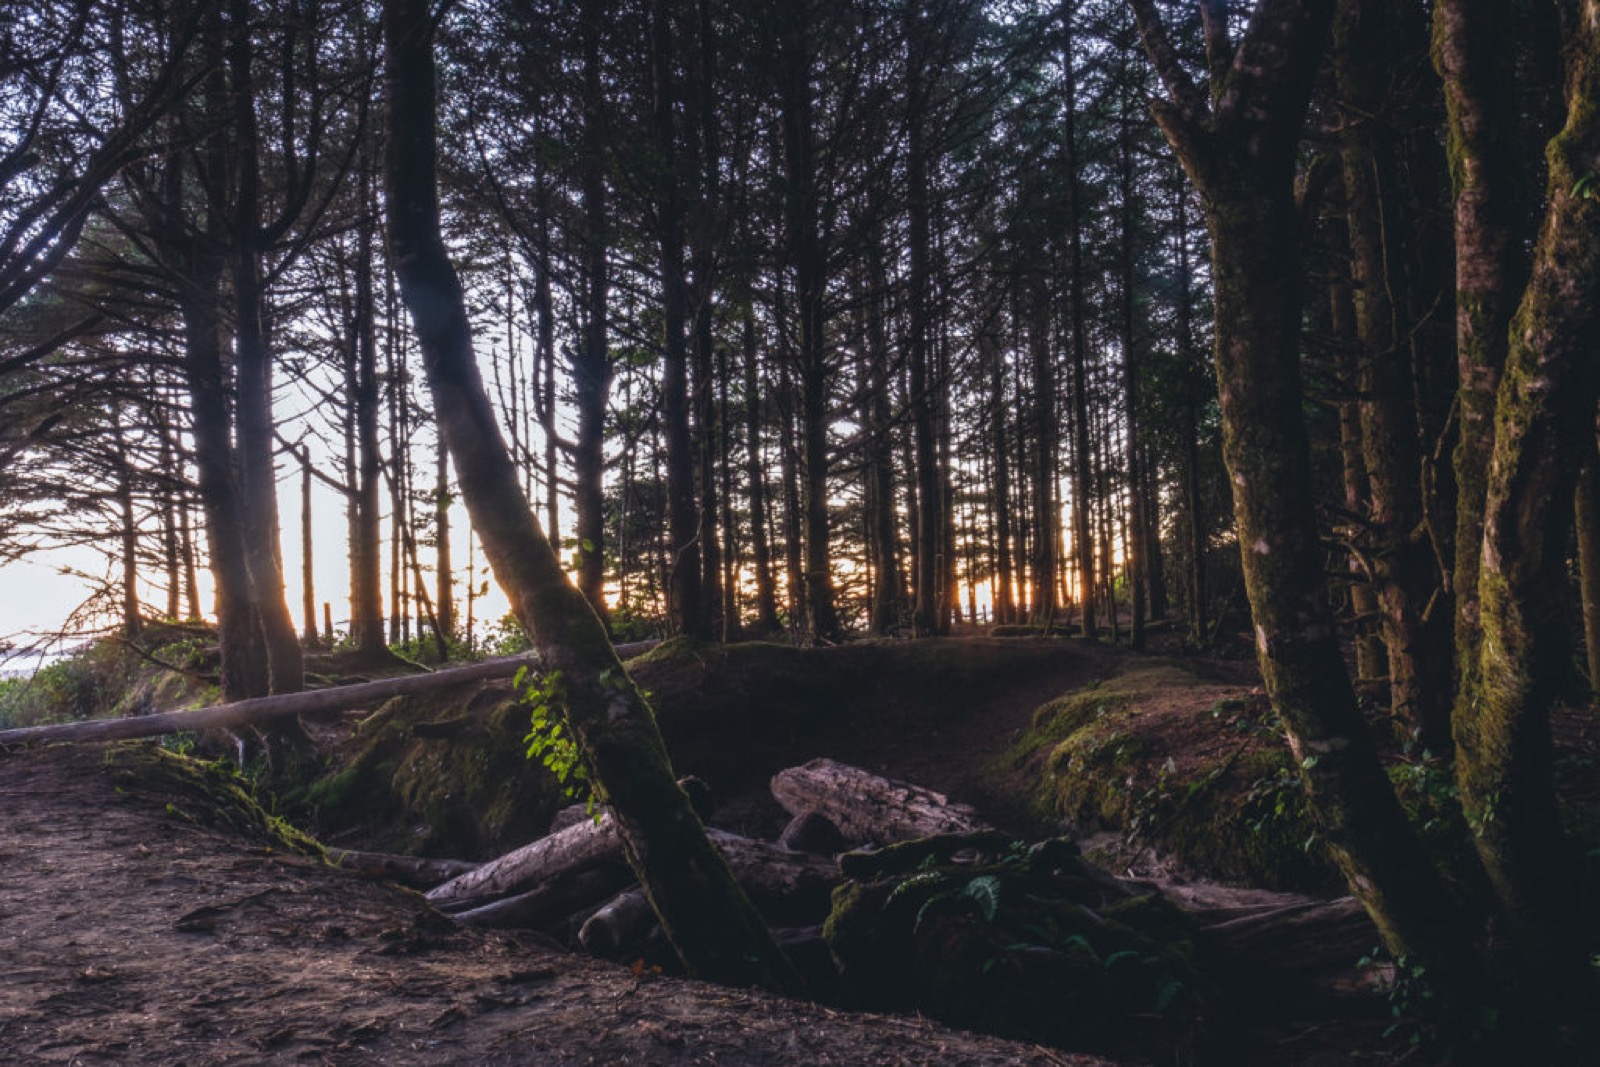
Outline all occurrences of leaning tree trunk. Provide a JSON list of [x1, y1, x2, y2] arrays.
[[1453, 2, 1600, 990], [1129, 0, 1484, 1006], [381, 0, 798, 993]]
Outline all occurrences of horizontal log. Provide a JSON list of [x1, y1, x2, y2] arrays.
[[578, 887, 655, 953], [706, 828, 841, 924], [0, 641, 661, 750], [327, 848, 479, 890], [0, 655, 538, 748], [453, 865, 632, 930], [770, 758, 988, 846], [426, 812, 621, 909]]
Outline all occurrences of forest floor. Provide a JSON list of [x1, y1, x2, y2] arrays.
[[8, 631, 1586, 1064], [0, 740, 1108, 1066]]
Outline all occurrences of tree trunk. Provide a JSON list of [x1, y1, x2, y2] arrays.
[[1130, 0, 1484, 1003], [864, 240, 901, 636], [299, 455, 317, 644], [434, 441, 453, 644], [742, 304, 780, 633], [352, 173, 387, 655], [1327, 237, 1385, 680], [180, 256, 268, 702], [986, 324, 1016, 625], [227, 0, 301, 695], [1062, 5, 1096, 642], [1433, 0, 1526, 727], [1335, 0, 1447, 749], [1116, 68, 1147, 651], [907, 58, 944, 637], [0, 654, 525, 748], [1026, 276, 1057, 625], [778, 8, 838, 641], [381, 0, 798, 992], [689, 0, 724, 640], [1578, 442, 1600, 694], [573, 0, 611, 626], [1454, 2, 1600, 987], [651, 0, 704, 641]]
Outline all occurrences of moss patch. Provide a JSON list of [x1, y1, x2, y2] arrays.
[[305, 686, 569, 859], [103, 744, 324, 859], [1004, 665, 1342, 893]]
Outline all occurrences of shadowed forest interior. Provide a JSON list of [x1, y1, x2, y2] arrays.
[[1, 0, 1598, 1063]]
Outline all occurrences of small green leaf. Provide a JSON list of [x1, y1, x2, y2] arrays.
[[960, 875, 1002, 923]]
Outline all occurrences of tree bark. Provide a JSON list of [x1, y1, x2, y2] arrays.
[[778, 7, 839, 641], [1433, 0, 1525, 711], [381, 0, 798, 993], [1454, 1, 1600, 986], [1578, 440, 1600, 694], [770, 759, 988, 846], [573, 0, 612, 626], [741, 304, 780, 633], [1062, 4, 1095, 641], [651, 0, 703, 640], [1334, 0, 1447, 748], [1327, 236, 1384, 680], [1130, 0, 1484, 1002], [351, 164, 387, 655], [227, 0, 301, 695]]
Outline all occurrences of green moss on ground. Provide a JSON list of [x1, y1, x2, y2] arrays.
[[305, 685, 571, 858], [1005, 667, 1343, 893], [104, 744, 324, 859]]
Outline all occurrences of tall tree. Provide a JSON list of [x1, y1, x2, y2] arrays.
[[1129, 0, 1484, 994], [382, 0, 798, 991]]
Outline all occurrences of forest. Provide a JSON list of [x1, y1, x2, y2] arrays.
[[1, 0, 1598, 1063]]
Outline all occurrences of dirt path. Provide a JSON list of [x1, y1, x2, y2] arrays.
[[0, 743, 1112, 1065]]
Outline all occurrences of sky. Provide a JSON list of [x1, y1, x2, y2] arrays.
[[0, 466, 514, 669]]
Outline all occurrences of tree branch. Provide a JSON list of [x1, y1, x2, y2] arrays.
[[1127, 0, 1212, 129]]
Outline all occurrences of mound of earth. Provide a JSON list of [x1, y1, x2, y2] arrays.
[[0, 742, 1109, 1065]]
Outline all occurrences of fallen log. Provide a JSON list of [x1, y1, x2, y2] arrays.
[[706, 828, 841, 924], [770, 758, 988, 846], [327, 848, 479, 890], [431, 817, 840, 931], [578, 887, 655, 953], [453, 865, 632, 930], [0, 655, 536, 748], [426, 812, 621, 910], [0, 640, 663, 750]]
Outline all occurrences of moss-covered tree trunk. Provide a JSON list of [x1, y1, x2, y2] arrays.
[[1129, 0, 1483, 996], [381, 0, 798, 994], [1432, 0, 1527, 736], [1451, 0, 1600, 988]]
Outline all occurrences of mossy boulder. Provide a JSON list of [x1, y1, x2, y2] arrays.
[[823, 831, 1212, 1059]]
